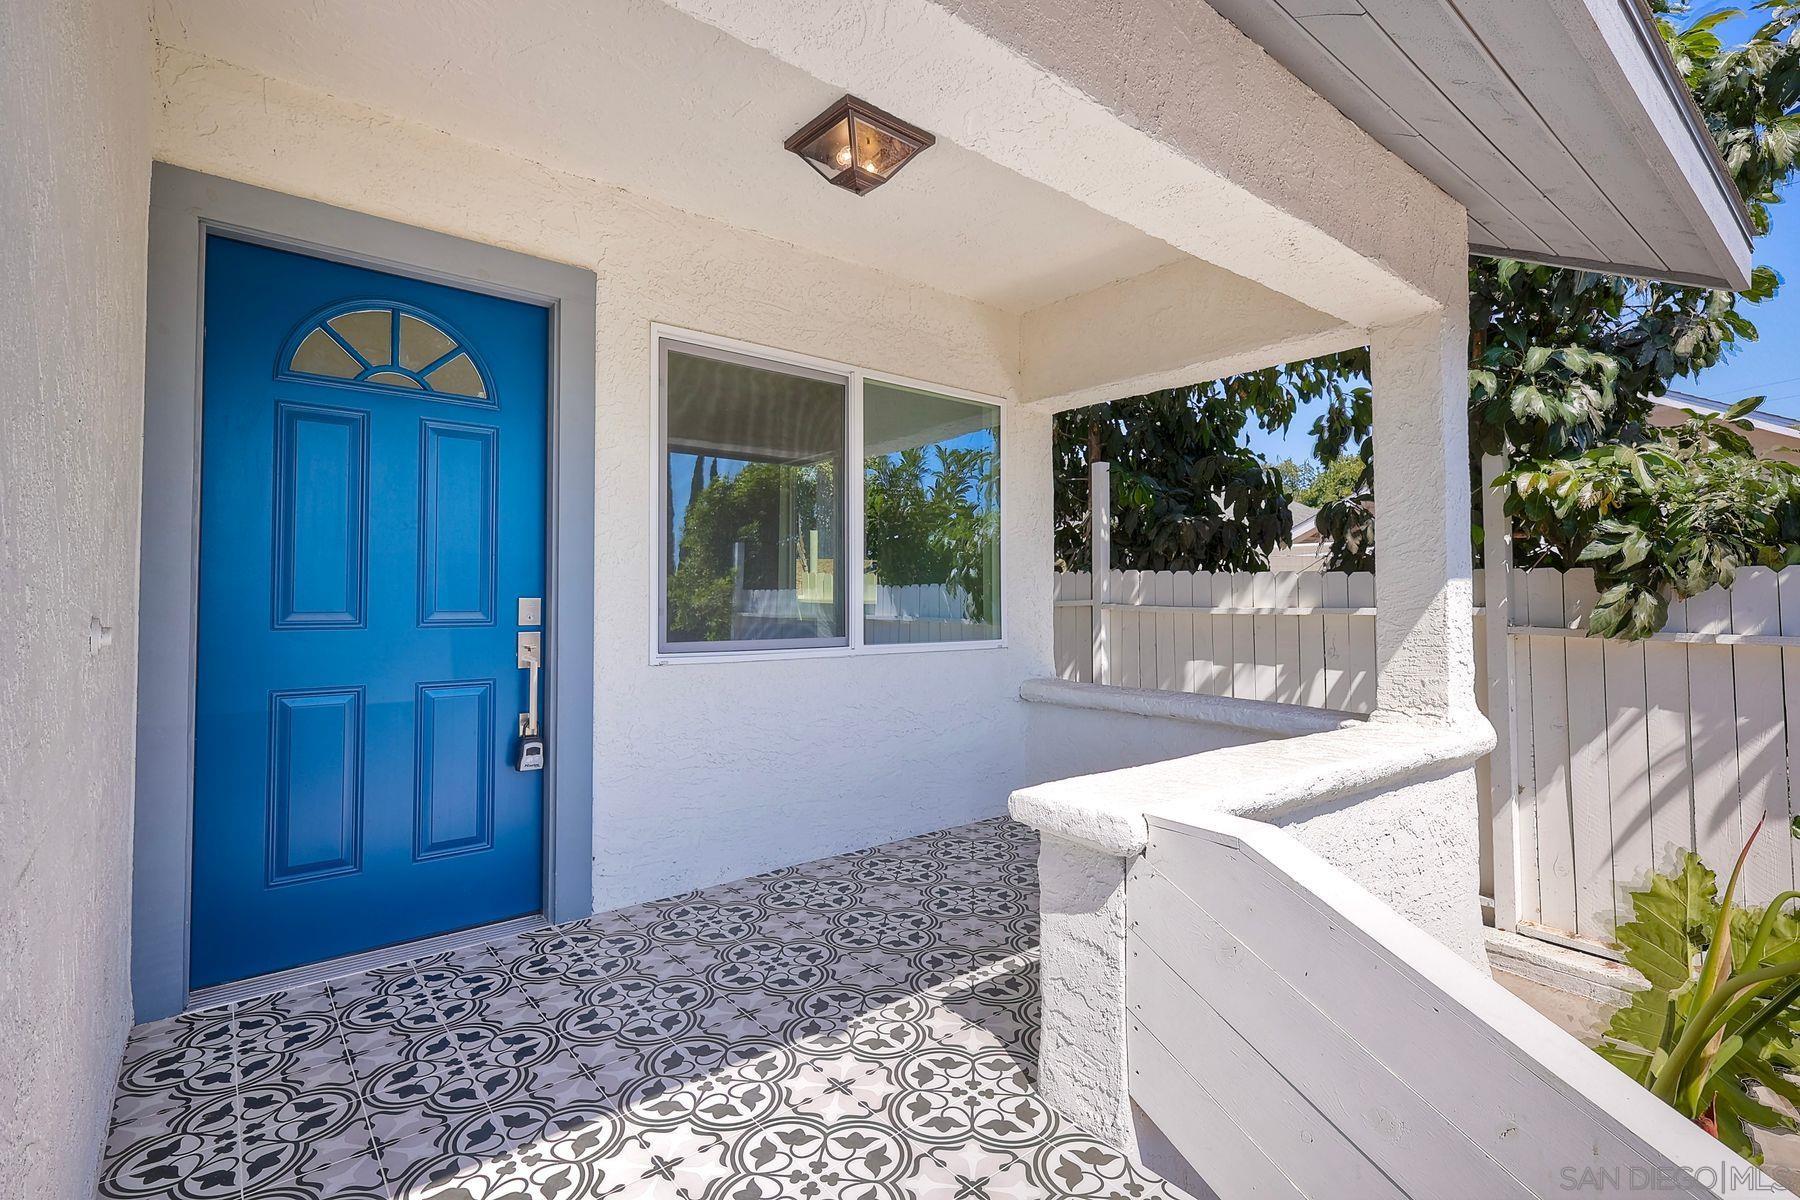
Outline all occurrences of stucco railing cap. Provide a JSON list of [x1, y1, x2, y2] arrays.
[[1019, 676, 1360, 738], [1009, 704, 1495, 859]]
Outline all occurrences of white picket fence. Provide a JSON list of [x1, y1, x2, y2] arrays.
[[1055, 563, 1800, 949]]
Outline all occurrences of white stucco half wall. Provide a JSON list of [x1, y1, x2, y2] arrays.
[[1010, 685, 1495, 1148], [1, 2, 152, 1195]]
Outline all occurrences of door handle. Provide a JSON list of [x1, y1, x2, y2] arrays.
[[516, 631, 544, 771]]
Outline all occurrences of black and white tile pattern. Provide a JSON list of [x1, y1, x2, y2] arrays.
[[104, 819, 1178, 1199]]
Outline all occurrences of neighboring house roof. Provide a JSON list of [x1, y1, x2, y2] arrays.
[[1654, 390, 1800, 446], [1289, 501, 1320, 544], [1205, 0, 1753, 290]]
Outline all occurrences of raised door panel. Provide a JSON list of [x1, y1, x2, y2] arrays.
[[419, 420, 497, 626], [268, 688, 363, 883], [415, 681, 495, 859], [273, 403, 368, 628]]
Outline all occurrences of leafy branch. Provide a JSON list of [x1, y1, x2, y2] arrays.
[[1500, 398, 1800, 638]]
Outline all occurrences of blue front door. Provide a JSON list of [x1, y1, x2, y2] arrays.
[[191, 235, 548, 990]]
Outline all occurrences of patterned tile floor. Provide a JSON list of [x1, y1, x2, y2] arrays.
[[103, 819, 1180, 1199]]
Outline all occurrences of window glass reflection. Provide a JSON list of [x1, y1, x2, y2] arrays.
[[862, 381, 1000, 644], [663, 345, 847, 649]]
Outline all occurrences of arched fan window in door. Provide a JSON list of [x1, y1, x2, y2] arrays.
[[282, 303, 493, 402]]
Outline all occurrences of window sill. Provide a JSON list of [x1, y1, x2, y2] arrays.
[[650, 638, 1005, 666]]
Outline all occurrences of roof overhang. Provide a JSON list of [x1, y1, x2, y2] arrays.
[[1205, 0, 1755, 290], [1657, 390, 1800, 440]]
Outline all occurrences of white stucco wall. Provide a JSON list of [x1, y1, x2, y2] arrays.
[[1, 2, 152, 1195], [151, 47, 1052, 911], [1276, 768, 1485, 965]]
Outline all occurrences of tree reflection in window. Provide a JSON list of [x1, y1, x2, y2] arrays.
[[862, 381, 1000, 643]]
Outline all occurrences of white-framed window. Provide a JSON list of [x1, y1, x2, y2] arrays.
[[653, 327, 1003, 661]]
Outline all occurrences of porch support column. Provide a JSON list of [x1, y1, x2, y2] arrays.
[[1360, 283, 1492, 968], [1368, 299, 1479, 723]]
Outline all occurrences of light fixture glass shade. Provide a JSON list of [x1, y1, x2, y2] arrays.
[[785, 96, 935, 194], [848, 112, 924, 179], [793, 114, 855, 180]]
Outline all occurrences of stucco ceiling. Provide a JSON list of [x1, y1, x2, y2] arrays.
[[148, 0, 1189, 314]]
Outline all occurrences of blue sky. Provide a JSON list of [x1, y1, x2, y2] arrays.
[[1249, 2, 1798, 462], [1687, 6, 1800, 413]]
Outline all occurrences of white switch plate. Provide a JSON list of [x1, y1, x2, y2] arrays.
[[518, 597, 543, 626]]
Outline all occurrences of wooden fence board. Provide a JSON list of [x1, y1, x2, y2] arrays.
[[1510, 567, 1541, 923], [1601, 620, 1654, 900], [1562, 569, 1614, 940], [1101, 570, 1121, 687], [1170, 571, 1194, 694], [1643, 597, 1695, 876], [1192, 571, 1221, 696], [1687, 587, 1741, 884], [1347, 572, 1377, 712], [1783, 568, 1800, 889], [1323, 571, 1353, 711], [1252, 573, 1278, 700], [1731, 567, 1790, 904], [1155, 570, 1178, 693], [1229, 573, 1256, 700], [1273, 571, 1301, 704], [1201, 571, 1228, 696], [1118, 570, 1141, 689], [1297, 572, 1327, 709], [1525, 569, 1578, 935]]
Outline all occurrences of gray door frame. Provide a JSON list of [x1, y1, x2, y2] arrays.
[[133, 164, 596, 1021]]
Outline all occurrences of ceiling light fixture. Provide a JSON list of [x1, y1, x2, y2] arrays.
[[785, 95, 935, 195]]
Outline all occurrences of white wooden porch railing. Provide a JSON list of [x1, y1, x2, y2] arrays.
[[1128, 812, 1779, 1199]]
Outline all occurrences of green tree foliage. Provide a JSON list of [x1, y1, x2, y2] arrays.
[[1599, 820, 1800, 1160], [1273, 457, 1319, 498], [1275, 454, 1374, 570], [864, 442, 999, 623], [1052, 355, 1367, 572], [1294, 455, 1366, 508]]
